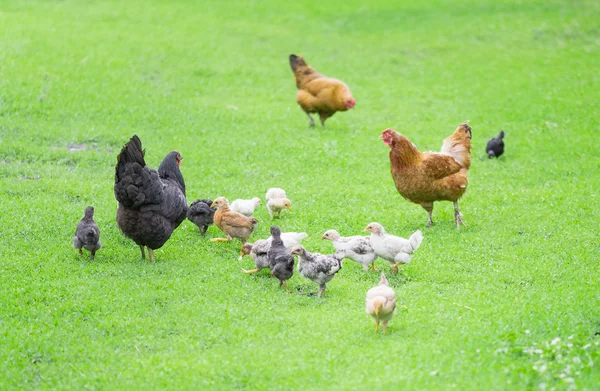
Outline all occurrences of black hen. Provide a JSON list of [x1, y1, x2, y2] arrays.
[[73, 206, 101, 260], [114, 135, 187, 261], [486, 130, 505, 158], [267, 225, 295, 293], [187, 199, 216, 235]]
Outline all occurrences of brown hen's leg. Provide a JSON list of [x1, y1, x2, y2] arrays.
[[454, 201, 466, 228], [148, 248, 155, 262], [319, 113, 329, 128], [422, 202, 434, 227], [305, 112, 315, 127], [241, 268, 258, 275], [139, 245, 146, 260]]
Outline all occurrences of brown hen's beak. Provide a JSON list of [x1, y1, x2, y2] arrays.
[[378, 134, 384, 140]]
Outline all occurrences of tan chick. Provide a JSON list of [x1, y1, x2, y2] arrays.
[[210, 197, 258, 243], [365, 273, 397, 334]]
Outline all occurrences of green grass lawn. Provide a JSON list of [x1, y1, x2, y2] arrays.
[[1, 0, 599, 389]]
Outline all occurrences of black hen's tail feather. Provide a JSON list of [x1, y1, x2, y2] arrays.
[[498, 130, 505, 139], [114, 135, 163, 209], [115, 135, 145, 182]]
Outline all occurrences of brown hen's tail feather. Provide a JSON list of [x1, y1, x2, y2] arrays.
[[441, 123, 472, 170]]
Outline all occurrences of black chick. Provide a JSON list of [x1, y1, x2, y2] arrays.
[[73, 206, 101, 260], [486, 130, 505, 158], [187, 199, 216, 235], [267, 225, 295, 293]]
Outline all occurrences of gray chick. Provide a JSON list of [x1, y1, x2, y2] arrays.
[[73, 206, 101, 260], [267, 226, 295, 293], [291, 245, 342, 297], [239, 239, 271, 275]]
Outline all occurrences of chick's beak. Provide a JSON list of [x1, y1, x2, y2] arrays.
[[210, 202, 216, 208], [364, 227, 370, 232], [321, 235, 326, 240]]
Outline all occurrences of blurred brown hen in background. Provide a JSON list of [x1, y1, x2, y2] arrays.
[[289, 54, 355, 128]]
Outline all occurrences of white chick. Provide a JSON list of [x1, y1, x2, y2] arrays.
[[265, 188, 291, 219], [365, 273, 397, 334], [266, 188, 286, 201], [364, 223, 423, 273], [275, 232, 308, 249], [230, 197, 262, 216], [322, 229, 377, 271], [267, 198, 291, 219]]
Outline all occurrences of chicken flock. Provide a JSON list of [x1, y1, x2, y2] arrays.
[[73, 54, 507, 334]]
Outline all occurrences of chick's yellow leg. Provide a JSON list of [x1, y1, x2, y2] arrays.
[[317, 285, 326, 297], [375, 321, 380, 333], [382, 321, 388, 335], [241, 268, 258, 275], [211, 237, 231, 242], [370, 263, 377, 272]]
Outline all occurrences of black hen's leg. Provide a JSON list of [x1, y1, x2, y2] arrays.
[[148, 248, 155, 262], [139, 245, 146, 260]]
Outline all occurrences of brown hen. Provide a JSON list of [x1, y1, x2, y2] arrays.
[[380, 122, 472, 228], [289, 54, 355, 128]]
